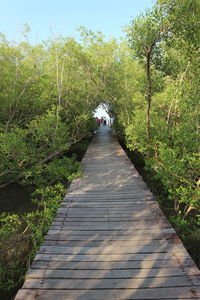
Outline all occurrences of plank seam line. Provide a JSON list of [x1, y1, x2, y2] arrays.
[[26, 275, 199, 279], [21, 285, 197, 290]]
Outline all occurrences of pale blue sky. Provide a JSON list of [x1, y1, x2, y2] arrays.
[[0, 0, 154, 43], [94, 104, 110, 119]]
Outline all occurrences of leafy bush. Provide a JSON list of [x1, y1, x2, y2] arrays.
[[0, 183, 65, 294]]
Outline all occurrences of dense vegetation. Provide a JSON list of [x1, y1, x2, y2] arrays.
[[114, 0, 200, 244], [0, 0, 199, 298]]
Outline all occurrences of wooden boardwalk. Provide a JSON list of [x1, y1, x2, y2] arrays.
[[15, 126, 200, 299]]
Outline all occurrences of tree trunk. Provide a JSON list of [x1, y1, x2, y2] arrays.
[[146, 52, 152, 143]]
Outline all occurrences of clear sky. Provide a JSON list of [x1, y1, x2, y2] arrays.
[[0, 0, 154, 43], [94, 104, 110, 119]]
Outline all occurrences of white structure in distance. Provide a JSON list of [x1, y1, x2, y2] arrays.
[[93, 104, 114, 126]]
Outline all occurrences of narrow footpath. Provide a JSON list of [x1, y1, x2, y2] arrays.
[[15, 126, 200, 299]]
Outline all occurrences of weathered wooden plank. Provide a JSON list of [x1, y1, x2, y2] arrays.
[[61, 202, 148, 206], [68, 190, 148, 195], [54, 216, 158, 221], [59, 209, 149, 214], [67, 190, 148, 195], [68, 186, 148, 192], [42, 240, 169, 247], [58, 210, 152, 213], [65, 194, 149, 198], [44, 233, 169, 240], [56, 207, 148, 213], [69, 183, 147, 189], [14, 287, 200, 300], [64, 198, 148, 201], [55, 215, 157, 219], [38, 244, 188, 255], [22, 276, 200, 289], [52, 218, 157, 227], [30, 258, 196, 270], [60, 207, 150, 212], [47, 228, 176, 235], [51, 221, 169, 229], [61, 206, 149, 210], [44, 234, 175, 242], [65, 199, 148, 203], [26, 266, 200, 279], [55, 215, 156, 220], [61, 202, 148, 207], [70, 182, 145, 187], [49, 224, 165, 230], [53, 218, 160, 223], [65, 207, 156, 211], [34, 252, 190, 262]]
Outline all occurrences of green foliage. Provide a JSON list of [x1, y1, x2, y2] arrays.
[[115, 0, 200, 216], [0, 31, 115, 296], [0, 183, 65, 293], [127, 5, 169, 60], [114, 2, 200, 272], [0, 214, 29, 292], [0, 213, 22, 236]]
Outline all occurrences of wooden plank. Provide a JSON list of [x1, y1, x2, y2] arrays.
[[38, 244, 188, 255], [22, 276, 200, 289], [68, 186, 148, 192], [61, 202, 148, 206], [54, 216, 158, 221], [68, 183, 147, 189], [51, 221, 169, 230], [26, 267, 200, 279], [44, 233, 169, 240], [34, 252, 190, 262], [49, 224, 164, 230], [61, 209, 149, 213], [71, 180, 145, 185], [62, 206, 149, 210], [30, 258, 195, 270], [44, 234, 175, 241], [59, 205, 150, 209], [42, 240, 169, 247], [58, 210, 153, 213], [62, 202, 148, 205], [54, 218, 159, 223], [65, 194, 149, 198], [67, 190, 148, 195], [59, 205, 152, 209], [13, 287, 200, 300], [55, 214, 155, 218], [56, 207, 148, 212], [51, 220, 158, 226], [67, 193, 149, 197], [47, 228, 176, 235], [65, 199, 148, 203]]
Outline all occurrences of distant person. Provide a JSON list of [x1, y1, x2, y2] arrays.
[[95, 117, 100, 126], [103, 120, 106, 126]]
